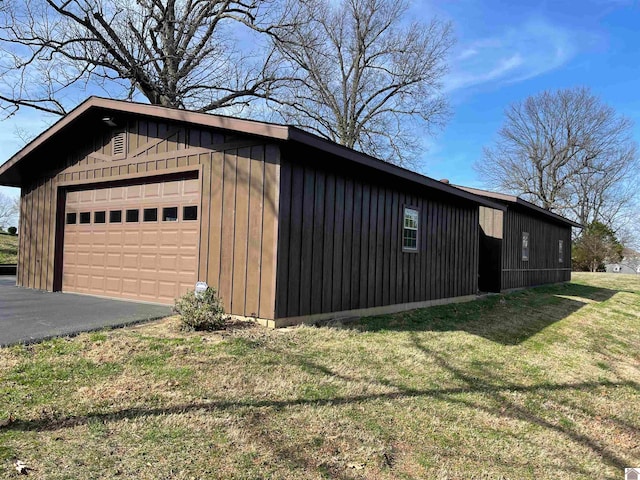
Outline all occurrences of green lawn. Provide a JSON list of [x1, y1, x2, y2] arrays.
[[1, 272, 638, 479], [0, 233, 17, 264]]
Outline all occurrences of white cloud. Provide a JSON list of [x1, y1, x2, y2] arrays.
[[444, 18, 583, 93]]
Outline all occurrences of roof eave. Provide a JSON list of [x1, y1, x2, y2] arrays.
[[513, 198, 583, 228], [288, 128, 507, 211], [454, 185, 581, 228]]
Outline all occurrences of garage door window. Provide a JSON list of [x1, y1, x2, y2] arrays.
[[126, 209, 139, 222], [79, 212, 91, 224], [110, 210, 122, 223], [94, 211, 106, 223], [183, 205, 198, 221], [162, 207, 178, 222], [143, 208, 158, 222], [66, 212, 77, 224]]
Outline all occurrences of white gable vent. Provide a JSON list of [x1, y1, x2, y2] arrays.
[[112, 131, 126, 157]]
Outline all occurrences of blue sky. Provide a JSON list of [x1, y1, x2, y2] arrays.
[[1, 0, 640, 200], [415, 0, 640, 186]]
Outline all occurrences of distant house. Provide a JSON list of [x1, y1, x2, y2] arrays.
[[606, 248, 640, 274], [456, 187, 581, 292]]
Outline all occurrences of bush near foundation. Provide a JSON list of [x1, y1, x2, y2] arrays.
[[174, 287, 227, 331]]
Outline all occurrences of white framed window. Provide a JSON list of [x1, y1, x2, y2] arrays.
[[522, 232, 529, 261], [403, 206, 419, 252], [559, 239, 564, 263]]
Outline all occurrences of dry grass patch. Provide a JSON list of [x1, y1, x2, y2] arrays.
[[1, 273, 639, 479], [0, 234, 17, 264]]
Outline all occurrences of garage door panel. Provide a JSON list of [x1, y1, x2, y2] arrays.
[[105, 277, 122, 294], [90, 276, 106, 290], [140, 231, 158, 246], [159, 254, 178, 270], [91, 253, 106, 267], [162, 182, 180, 196], [139, 254, 158, 270], [77, 232, 92, 247], [63, 178, 199, 304], [158, 282, 177, 298], [123, 231, 140, 246], [139, 280, 158, 296], [110, 187, 125, 200], [179, 256, 197, 272], [144, 183, 161, 198], [160, 230, 179, 246], [107, 231, 123, 245], [127, 185, 142, 199], [180, 229, 199, 244], [106, 254, 121, 268], [76, 252, 90, 265], [95, 189, 108, 201]]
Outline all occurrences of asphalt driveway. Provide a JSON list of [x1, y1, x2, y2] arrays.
[[0, 276, 172, 346]]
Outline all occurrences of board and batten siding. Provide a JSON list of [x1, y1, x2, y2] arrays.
[[275, 156, 480, 319], [16, 117, 279, 319], [501, 208, 572, 289]]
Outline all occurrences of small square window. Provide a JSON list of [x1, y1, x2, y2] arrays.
[[110, 210, 122, 223], [143, 208, 158, 222], [183, 205, 198, 221], [126, 209, 139, 223], [94, 211, 106, 224], [79, 212, 91, 224], [66, 212, 77, 225], [522, 232, 529, 261], [162, 207, 178, 222], [402, 207, 419, 251]]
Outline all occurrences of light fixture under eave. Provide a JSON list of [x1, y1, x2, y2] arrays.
[[102, 116, 118, 127]]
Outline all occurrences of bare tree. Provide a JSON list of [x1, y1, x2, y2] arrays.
[[0, 192, 18, 228], [0, 0, 281, 117], [476, 87, 639, 228], [268, 0, 453, 165]]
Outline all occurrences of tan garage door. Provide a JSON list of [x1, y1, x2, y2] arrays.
[[63, 178, 200, 304]]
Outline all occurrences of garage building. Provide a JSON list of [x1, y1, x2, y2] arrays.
[[1, 97, 563, 327]]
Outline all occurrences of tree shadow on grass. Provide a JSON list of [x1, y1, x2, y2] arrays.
[[3, 356, 637, 475], [350, 283, 620, 345]]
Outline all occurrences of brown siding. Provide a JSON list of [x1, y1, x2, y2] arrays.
[[16, 117, 280, 319], [275, 155, 480, 319], [501, 207, 572, 289]]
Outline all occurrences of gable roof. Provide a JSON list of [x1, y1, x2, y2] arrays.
[[456, 185, 582, 228], [0, 96, 505, 210]]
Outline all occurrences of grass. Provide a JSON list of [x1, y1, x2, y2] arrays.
[[0, 272, 639, 479], [0, 233, 17, 264]]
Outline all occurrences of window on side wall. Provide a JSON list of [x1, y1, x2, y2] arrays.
[[522, 232, 529, 261], [559, 239, 564, 263], [402, 206, 419, 252]]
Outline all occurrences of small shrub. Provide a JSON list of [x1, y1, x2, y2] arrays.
[[7, 226, 17, 235], [173, 287, 227, 331]]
